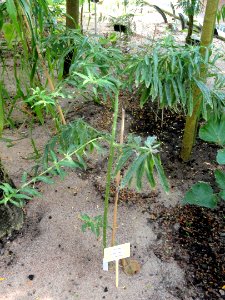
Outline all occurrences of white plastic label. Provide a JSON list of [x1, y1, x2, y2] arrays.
[[103, 259, 109, 271], [104, 243, 130, 263]]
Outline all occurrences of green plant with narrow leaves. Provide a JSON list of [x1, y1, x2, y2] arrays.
[[80, 214, 103, 238], [0, 0, 62, 122], [0, 116, 169, 246], [183, 114, 225, 209], [25, 87, 66, 125], [0, 119, 106, 207], [126, 36, 224, 117]]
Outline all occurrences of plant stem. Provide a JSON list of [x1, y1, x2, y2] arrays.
[[111, 108, 125, 247], [103, 93, 119, 249]]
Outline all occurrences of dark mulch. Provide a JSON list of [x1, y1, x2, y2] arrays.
[[126, 94, 225, 300]]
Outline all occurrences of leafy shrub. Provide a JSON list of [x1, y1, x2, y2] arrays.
[[125, 36, 225, 119]]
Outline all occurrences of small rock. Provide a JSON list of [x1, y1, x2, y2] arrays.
[[28, 274, 34, 281], [173, 223, 180, 232], [219, 289, 225, 296]]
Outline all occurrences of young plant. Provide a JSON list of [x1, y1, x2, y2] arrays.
[[67, 65, 169, 248], [80, 214, 103, 239]]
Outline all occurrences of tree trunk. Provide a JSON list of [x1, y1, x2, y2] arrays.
[[64, 0, 80, 77], [0, 160, 23, 239], [186, 13, 194, 44], [66, 0, 80, 29], [181, 0, 219, 162]]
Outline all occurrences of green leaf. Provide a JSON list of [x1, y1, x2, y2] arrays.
[[121, 153, 147, 189], [194, 79, 212, 107], [182, 182, 218, 209], [153, 155, 169, 192], [14, 193, 32, 200], [216, 149, 225, 165], [2, 22, 16, 48], [136, 160, 145, 191], [145, 156, 156, 189], [199, 116, 225, 146], [59, 160, 81, 169], [219, 190, 225, 201], [165, 82, 172, 106], [37, 176, 54, 184], [114, 149, 134, 176], [21, 172, 28, 183], [21, 187, 40, 197], [140, 87, 150, 107], [81, 223, 88, 232], [215, 170, 225, 191], [9, 199, 23, 208], [6, 0, 19, 34]]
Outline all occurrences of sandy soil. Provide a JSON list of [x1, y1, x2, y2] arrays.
[[0, 121, 192, 300]]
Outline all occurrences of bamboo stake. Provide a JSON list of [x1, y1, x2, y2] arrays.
[[115, 260, 119, 288]]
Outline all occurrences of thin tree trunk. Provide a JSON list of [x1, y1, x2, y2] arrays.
[[181, 0, 219, 162], [186, 14, 194, 44], [64, 0, 80, 77], [66, 0, 80, 29]]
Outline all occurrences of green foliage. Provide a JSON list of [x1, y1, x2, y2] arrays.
[[43, 30, 123, 79], [25, 87, 65, 124], [126, 36, 225, 118], [176, 0, 204, 16], [0, 180, 40, 207], [199, 114, 225, 146], [182, 116, 225, 209], [183, 182, 218, 208], [217, 149, 225, 164], [0, 119, 106, 207], [217, 5, 225, 23], [114, 135, 169, 192], [0, 0, 61, 119], [80, 214, 103, 238]]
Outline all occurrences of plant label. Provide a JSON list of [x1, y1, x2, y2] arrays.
[[103, 259, 109, 271], [103, 243, 130, 262]]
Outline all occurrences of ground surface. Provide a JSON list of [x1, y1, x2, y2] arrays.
[[1, 2, 225, 300]]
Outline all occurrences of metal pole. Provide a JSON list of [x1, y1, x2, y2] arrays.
[[95, 1, 97, 34]]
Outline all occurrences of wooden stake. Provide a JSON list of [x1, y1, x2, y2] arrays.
[[115, 260, 119, 288]]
